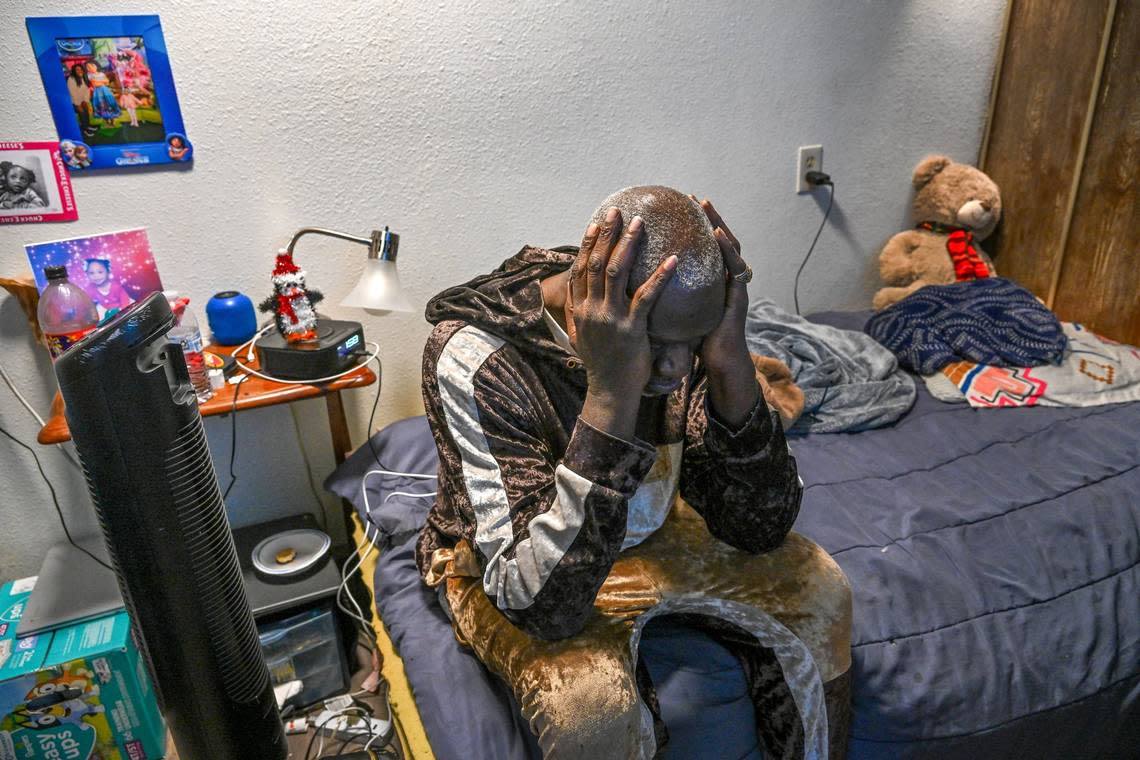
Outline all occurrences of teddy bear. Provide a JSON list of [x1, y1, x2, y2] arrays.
[[872, 155, 1002, 310]]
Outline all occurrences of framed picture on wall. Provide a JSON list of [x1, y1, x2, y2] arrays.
[[0, 141, 78, 224], [26, 15, 192, 170]]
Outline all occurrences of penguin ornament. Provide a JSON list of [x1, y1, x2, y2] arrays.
[[260, 249, 324, 343]]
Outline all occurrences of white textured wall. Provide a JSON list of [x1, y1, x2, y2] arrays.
[[0, 0, 1005, 577]]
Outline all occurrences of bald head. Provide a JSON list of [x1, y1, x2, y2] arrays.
[[589, 185, 725, 293], [580, 186, 728, 394]]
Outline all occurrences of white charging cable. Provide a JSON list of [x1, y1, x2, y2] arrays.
[[337, 470, 438, 633], [239, 324, 275, 361], [337, 520, 383, 634], [0, 355, 83, 470], [363, 469, 438, 481], [384, 490, 438, 504], [361, 468, 438, 515], [230, 338, 382, 385], [0, 357, 48, 427]]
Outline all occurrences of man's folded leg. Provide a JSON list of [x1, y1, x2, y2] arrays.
[[434, 500, 851, 759], [444, 566, 655, 759]]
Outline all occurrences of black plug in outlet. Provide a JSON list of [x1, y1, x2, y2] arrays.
[[806, 171, 832, 186]]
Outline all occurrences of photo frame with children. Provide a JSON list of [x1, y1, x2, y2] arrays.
[[26, 15, 192, 170], [26, 229, 163, 321], [0, 141, 78, 224]]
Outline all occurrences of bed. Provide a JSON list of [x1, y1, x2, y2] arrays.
[[328, 311, 1140, 759]]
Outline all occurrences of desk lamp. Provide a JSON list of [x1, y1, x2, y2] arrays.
[[255, 226, 413, 381]]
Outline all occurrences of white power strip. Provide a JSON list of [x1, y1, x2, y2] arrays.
[[313, 709, 391, 739]]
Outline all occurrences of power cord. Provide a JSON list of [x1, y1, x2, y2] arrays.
[[364, 358, 385, 468], [338, 523, 383, 647], [0, 354, 83, 471], [793, 171, 835, 316], [304, 705, 373, 760], [297, 644, 397, 758], [219, 341, 379, 504], [0, 422, 114, 572], [222, 373, 251, 502], [290, 403, 336, 514], [334, 477, 434, 695], [231, 326, 382, 385], [361, 469, 438, 517], [0, 357, 49, 428], [335, 493, 432, 646]]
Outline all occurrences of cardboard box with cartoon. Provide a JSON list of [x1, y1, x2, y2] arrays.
[[0, 578, 165, 760]]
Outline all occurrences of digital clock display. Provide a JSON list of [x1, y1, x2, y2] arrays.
[[337, 333, 362, 358]]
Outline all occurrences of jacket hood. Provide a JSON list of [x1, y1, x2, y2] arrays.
[[425, 245, 575, 360]]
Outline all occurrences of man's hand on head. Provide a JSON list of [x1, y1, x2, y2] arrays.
[[567, 206, 677, 442], [691, 197, 762, 429]]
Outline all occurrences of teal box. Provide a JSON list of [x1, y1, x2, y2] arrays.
[[0, 578, 166, 760]]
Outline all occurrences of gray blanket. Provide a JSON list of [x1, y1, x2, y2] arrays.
[[745, 300, 915, 433]]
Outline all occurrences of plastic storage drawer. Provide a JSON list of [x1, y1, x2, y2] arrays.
[[258, 603, 349, 709]]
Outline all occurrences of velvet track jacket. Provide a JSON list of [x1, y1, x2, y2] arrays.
[[416, 246, 803, 640]]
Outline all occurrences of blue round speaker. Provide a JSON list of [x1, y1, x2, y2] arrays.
[[206, 291, 257, 345]]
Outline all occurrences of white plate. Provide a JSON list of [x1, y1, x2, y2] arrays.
[[251, 528, 331, 578]]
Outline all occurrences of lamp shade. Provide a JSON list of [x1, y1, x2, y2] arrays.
[[340, 258, 414, 312]]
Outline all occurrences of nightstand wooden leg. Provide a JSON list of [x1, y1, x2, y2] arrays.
[[325, 390, 352, 464], [324, 389, 364, 551]]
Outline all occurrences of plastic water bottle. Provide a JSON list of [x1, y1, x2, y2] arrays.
[[166, 291, 213, 403], [38, 265, 99, 359]]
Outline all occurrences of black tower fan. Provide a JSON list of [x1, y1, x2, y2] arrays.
[[54, 293, 286, 759]]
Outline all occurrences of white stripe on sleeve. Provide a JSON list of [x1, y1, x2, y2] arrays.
[[436, 326, 590, 610]]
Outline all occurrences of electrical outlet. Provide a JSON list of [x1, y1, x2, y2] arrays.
[[796, 145, 824, 193]]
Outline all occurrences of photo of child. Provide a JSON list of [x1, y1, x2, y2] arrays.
[[0, 143, 77, 224], [0, 161, 47, 210], [26, 229, 163, 319], [81, 258, 133, 314], [120, 88, 141, 127], [54, 36, 164, 145]]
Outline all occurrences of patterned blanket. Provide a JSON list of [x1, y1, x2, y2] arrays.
[[924, 322, 1140, 407], [864, 278, 1067, 374]]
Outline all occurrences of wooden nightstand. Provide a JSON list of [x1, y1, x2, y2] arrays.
[[36, 341, 375, 464], [36, 340, 376, 548], [2, 276, 376, 466], [5, 274, 377, 554]]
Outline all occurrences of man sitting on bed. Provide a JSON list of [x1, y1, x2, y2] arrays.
[[417, 186, 851, 759]]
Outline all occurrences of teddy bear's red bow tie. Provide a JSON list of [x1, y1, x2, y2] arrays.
[[917, 221, 991, 281]]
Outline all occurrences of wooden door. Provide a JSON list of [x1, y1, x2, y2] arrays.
[[1050, 0, 1139, 343], [981, 0, 1139, 344]]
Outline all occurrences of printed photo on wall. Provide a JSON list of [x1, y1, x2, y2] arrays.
[[26, 229, 163, 320], [26, 16, 192, 170], [0, 141, 78, 224]]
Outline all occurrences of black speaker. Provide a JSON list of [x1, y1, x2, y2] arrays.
[[54, 292, 286, 759]]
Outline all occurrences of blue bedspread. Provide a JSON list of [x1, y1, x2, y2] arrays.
[[327, 312, 1140, 760], [796, 311, 1140, 758]]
